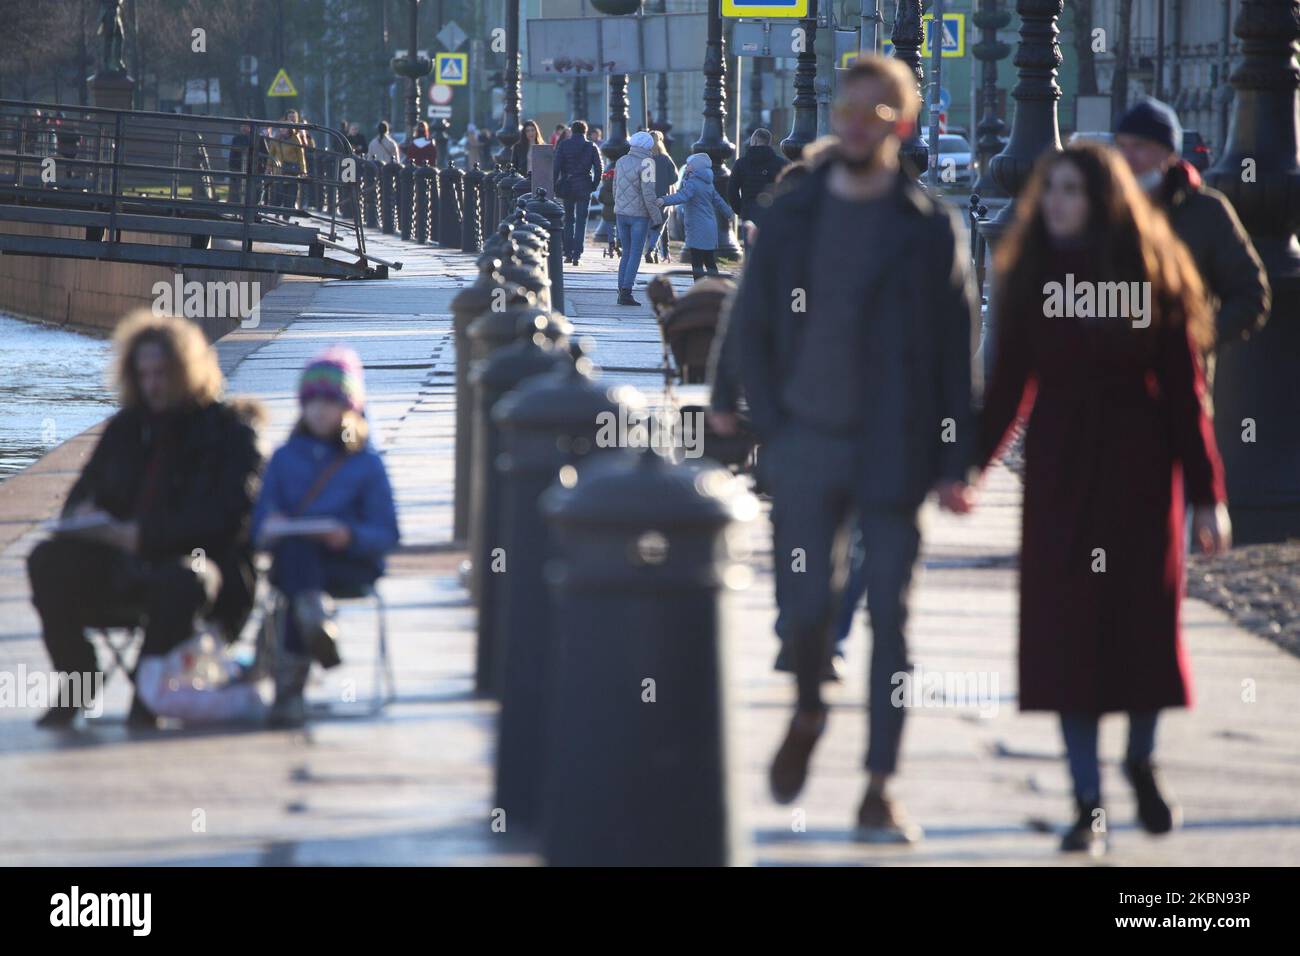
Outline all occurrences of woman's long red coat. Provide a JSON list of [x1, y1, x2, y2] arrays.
[[979, 251, 1226, 713]]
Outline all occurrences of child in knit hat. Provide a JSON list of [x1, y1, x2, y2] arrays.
[[252, 346, 400, 727]]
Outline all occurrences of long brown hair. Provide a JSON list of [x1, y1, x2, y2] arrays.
[[113, 310, 224, 410], [994, 143, 1213, 351], [522, 119, 542, 145]]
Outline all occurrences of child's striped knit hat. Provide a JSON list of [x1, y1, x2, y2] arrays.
[[299, 346, 365, 411]]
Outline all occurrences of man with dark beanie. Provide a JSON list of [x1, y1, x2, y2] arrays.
[[1116, 98, 1270, 347]]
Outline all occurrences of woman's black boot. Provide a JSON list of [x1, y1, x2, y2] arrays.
[[1124, 758, 1179, 834], [1060, 797, 1108, 856]]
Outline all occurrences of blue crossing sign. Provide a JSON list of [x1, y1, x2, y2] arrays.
[[722, 0, 811, 17], [882, 13, 966, 59], [435, 52, 467, 86]]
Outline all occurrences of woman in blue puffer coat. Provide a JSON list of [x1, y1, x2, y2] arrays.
[[658, 152, 735, 279]]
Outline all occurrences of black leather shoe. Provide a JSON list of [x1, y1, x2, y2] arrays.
[[127, 695, 160, 729], [36, 705, 81, 729], [1060, 798, 1108, 856], [1124, 758, 1179, 834], [617, 290, 640, 306], [769, 708, 827, 804], [774, 644, 844, 682]]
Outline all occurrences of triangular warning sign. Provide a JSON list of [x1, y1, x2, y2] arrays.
[[267, 68, 298, 97]]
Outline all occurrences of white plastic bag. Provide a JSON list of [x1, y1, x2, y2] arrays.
[[135, 630, 266, 723]]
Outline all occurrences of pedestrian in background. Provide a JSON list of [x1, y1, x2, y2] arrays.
[[271, 110, 309, 209], [612, 130, 664, 306], [977, 143, 1230, 857], [347, 122, 367, 155], [511, 119, 543, 176], [404, 121, 438, 166], [550, 123, 569, 145], [709, 56, 978, 842], [252, 347, 399, 729], [643, 130, 678, 264], [729, 128, 788, 243], [367, 121, 401, 165], [1115, 98, 1269, 358], [659, 152, 733, 280], [552, 119, 603, 265]]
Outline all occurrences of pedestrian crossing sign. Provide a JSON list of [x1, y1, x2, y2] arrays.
[[882, 13, 966, 59], [266, 68, 298, 97], [435, 52, 468, 86], [721, 0, 810, 17]]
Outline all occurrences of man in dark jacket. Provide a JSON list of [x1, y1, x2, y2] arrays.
[[552, 119, 604, 264], [728, 128, 789, 236], [28, 312, 263, 729], [1116, 98, 1270, 347], [707, 57, 978, 843]]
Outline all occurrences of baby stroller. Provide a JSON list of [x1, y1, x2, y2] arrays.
[[646, 273, 757, 473]]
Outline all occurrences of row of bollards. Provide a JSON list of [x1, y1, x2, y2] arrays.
[[411, 157, 753, 864]]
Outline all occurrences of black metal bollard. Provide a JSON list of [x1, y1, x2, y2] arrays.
[[492, 359, 624, 837], [380, 161, 398, 234], [361, 160, 380, 229], [481, 164, 505, 234], [469, 316, 574, 699], [539, 449, 755, 865], [497, 170, 527, 232], [527, 188, 566, 314], [465, 294, 559, 597], [462, 165, 484, 253], [466, 303, 571, 652], [439, 165, 464, 249], [398, 163, 415, 240], [450, 257, 509, 543], [414, 167, 431, 244], [427, 163, 441, 244]]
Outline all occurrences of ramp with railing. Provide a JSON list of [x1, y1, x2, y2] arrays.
[[0, 101, 397, 280]]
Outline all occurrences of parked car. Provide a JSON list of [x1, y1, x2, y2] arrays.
[[1068, 131, 1116, 148], [1182, 129, 1212, 171], [936, 133, 975, 187]]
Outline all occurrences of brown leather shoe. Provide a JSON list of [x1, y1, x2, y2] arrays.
[[769, 708, 827, 804], [854, 792, 924, 844]]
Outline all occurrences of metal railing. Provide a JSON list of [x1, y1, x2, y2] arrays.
[[0, 100, 387, 278]]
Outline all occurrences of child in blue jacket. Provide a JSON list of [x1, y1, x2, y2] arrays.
[[659, 152, 735, 279], [252, 347, 399, 726]]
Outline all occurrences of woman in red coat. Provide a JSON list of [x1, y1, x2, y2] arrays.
[[404, 121, 438, 167], [978, 143, 1231, 856]]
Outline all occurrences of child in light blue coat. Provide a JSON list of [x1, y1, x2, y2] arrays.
[[659, 152, 735, 279]]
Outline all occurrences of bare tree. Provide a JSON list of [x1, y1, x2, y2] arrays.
[[1068, 0, 1099, 96], [1111, 0, 1133, 123]]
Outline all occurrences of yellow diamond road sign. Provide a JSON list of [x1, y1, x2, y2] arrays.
[[267, 68, 298, 97], [435, 52, 468, 86]]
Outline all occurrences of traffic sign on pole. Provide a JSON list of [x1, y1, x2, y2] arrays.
[[435, 52, 468, 85], [721, 0, 811, 17], [882, 13, 966, 59], [266, 68, 298, 97]]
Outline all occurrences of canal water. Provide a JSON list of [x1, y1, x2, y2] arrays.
[[0, 313, 116, 481]]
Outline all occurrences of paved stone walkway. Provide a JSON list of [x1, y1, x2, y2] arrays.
[[0, 230, 1296, 866]]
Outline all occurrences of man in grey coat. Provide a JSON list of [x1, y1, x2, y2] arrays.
[[708, 56, 978, 843]]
